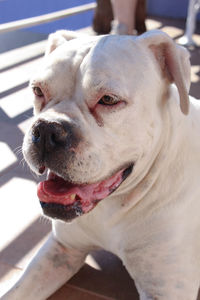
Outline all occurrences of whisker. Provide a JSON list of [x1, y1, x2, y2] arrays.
[[14, 145, 23, 156], [14, 145, 22, 151], [39, 215, 51, 226], [19, 157, 26, 168]]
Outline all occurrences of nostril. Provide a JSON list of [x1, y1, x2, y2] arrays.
[[47, 132, 59, 148], [32, 128, 40, 143], [49, 130, 67, 147], [31, 119, 76, 154], [50, 133, 56, 145]]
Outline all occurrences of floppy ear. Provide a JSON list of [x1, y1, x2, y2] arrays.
[[138, 30, 191, 115], [45, 30, 82, 56]]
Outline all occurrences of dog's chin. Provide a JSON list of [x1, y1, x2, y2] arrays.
[[38, 164, 134, 222]]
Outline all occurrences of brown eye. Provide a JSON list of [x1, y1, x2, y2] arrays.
[[33, 86, 44, 97], [98, 95, 119, 106]]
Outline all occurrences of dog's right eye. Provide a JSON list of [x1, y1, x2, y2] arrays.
[[98, 95, 119, 106], [33, 87, 44, 97]]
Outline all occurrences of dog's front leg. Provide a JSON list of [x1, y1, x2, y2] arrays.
[[124, 250, 200, 300], [1, 233, 87, 300]]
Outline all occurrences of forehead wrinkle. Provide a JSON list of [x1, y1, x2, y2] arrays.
[[80, 37, 140, 99], [81, 35, 140, 81]]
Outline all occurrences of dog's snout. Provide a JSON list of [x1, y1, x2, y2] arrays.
[[28, 118, 82, 175], [31, 120, 69, 152]]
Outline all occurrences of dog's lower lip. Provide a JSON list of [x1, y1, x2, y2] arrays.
[[37, 164, 133, 221]]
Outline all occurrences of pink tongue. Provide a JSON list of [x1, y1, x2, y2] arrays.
[[37, 170, 123, 207]]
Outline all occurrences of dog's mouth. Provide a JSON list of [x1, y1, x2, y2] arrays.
[[38, 164, 133, 222]]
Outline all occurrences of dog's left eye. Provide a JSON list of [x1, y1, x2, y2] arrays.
[[98, 95, 119, 106], [33, 87, 44, 97]]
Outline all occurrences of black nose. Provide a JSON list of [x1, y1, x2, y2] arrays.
[[31, 119, 69, 153]]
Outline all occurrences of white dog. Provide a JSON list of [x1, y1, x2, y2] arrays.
[[2, 29, 200, 300]]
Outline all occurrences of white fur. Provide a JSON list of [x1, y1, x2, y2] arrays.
[[2, 30, 200, 300]]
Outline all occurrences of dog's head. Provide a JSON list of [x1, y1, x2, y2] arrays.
[[23, 30, 190, 222]]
